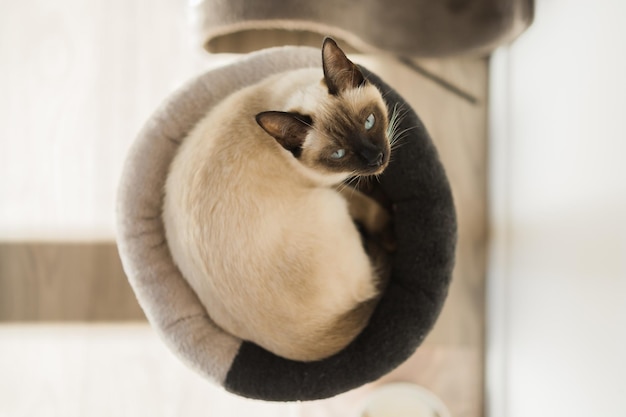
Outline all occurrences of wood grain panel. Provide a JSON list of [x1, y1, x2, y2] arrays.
[[0, 243, 144, 321]]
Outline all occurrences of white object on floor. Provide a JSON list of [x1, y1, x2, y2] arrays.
[[361, 383, 451, 417]]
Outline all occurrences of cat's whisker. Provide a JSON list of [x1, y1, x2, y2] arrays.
[[368, 173, 381, 185], [390, 136, 409, 152], [356, 175, 365, 191], [394, 105, 409, 122], [390, 140, 408, 152], [386, 103, 403, 131], [386, 103, 411, 150], [348, 173, 361, 190], [338, 173, 360, 194], [393, 125, 419, 141]]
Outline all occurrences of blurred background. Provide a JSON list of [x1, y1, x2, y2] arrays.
[[0, 0, 624, 416]]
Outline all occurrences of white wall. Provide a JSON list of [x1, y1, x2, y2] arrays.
[[0, 0, 234, 241], [488, 0, 626, 416]]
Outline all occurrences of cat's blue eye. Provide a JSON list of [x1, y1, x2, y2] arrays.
[[364, 113, 375, 130], [331, 149, 346, 159]]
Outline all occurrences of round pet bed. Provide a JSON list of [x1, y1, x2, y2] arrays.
[[116, 46, 457, 401]]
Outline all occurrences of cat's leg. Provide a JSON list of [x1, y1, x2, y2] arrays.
[[337, 186, 395, 295], [337, 186, 396, 252], [337, 186, 389, 234]]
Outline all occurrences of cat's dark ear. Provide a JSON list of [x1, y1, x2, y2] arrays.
[[256, 111, 312, 157], [322, 37, 366, 96]]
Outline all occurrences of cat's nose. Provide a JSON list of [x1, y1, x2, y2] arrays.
[[358, 145, 384, 167], [367, 152, 384, 167]]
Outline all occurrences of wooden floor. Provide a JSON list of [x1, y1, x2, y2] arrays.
[[0, 1, 487, 416]]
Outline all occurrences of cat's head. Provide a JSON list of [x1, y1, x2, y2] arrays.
[[256, 37, 391, 185]]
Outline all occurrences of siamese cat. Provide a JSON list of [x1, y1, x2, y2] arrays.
[[163, 38, 395, 361]]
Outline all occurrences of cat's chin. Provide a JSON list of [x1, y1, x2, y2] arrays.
[[358, 163, 389, 177]]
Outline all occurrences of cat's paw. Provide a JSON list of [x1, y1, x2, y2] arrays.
[[367, 205, 391, 235]]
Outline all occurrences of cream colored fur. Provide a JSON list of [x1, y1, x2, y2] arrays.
[[163, 43, 390, 361]]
